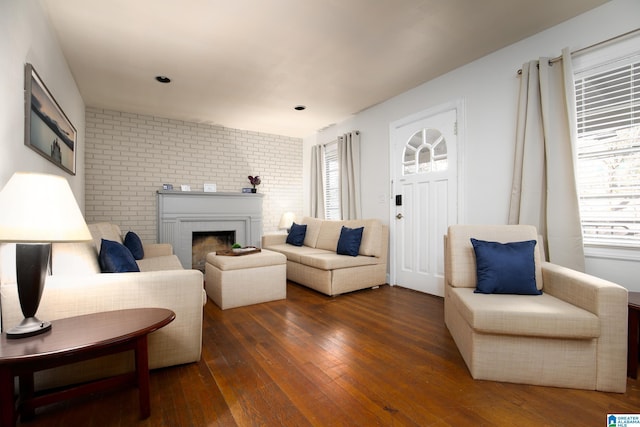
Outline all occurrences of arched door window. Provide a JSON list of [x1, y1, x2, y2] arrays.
[[402, 128, 448, 175]]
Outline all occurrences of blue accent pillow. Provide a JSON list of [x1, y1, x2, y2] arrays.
[[471, 238, 540, 295], [123, 231, 144, 260], [286, 222, 307, 246], [337, 226, 364, 257], [99, 239, 140, 273]]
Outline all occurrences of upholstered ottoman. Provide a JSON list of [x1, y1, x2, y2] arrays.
[[204, 249, 287, 309]]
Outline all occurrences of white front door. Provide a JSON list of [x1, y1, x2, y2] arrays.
[[390, 107, 458, 296]]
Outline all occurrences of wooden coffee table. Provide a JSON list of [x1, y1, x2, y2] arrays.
[[0, 308, 175, 426]]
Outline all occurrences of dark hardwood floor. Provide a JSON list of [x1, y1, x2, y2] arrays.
[[20, 282, 640, 426]]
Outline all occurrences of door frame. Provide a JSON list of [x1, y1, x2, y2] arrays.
[[388, 99, 466, 287]]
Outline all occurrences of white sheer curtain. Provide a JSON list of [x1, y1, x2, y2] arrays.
[[310, 144, 325, 219], [338, 131, 361, 220], [508, 48, 585, 271]]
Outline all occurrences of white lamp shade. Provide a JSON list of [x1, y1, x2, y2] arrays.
[[278, 211, 296, 229], [0, 172, 92, 242]]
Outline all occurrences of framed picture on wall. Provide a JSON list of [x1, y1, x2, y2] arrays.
[[24, 63, 77, 175]]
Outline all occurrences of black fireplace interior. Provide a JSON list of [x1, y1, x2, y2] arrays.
[[192, 231, 235, 272]]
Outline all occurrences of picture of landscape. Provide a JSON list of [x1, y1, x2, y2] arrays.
[[24, 63, 76, 174]]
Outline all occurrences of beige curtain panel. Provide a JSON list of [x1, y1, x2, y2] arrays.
[[310, 144, 325, 219], [509, 48, 585, 271], [338, 131, 361, 220]]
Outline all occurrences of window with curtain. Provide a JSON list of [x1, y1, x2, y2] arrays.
[[324, 142, 340, 220], [574, 50, 640, 248]]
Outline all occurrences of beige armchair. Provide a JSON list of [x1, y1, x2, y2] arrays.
[[444, 224, 628, 392]]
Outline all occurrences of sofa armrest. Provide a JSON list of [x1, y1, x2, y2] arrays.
[[262, 234, 287, 247], [542, 261, 628, 392], [143, 243, 173, 258]]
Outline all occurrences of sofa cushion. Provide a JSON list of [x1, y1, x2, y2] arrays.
[[301, 217, 323, 248], [471, 238, 540, 295], [137, 255, 184, 272], [315, 219, 383, 257], [299, 253, 380, 270], [345, 219, 382, 257], [449, 287, 599, 339], [315, 220, 344, 252], [52, 242, 101, 275], [99, 239, 140, 273], [89, 223, 123, 252], [447, 225, 543, 290], [1, 242, 102, 282], [265, 244, 332, 264], [286, 223, 307, 246], [124, 231, 144, 260], [337, 226, 364, 256]]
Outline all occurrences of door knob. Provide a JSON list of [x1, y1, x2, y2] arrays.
[[396, 213, 403, 219]]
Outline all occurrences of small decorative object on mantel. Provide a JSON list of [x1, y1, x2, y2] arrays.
[[247, 175, 261, 193], [162, 184, 174, 190]]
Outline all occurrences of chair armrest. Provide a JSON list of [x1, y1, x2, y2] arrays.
[[262, 234, 287, 247], [143, 243, 173, 258], [542, 261, 628, 392], [542, 261, 627, 315]]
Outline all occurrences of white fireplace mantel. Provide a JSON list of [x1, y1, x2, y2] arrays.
[[157, 191, 263, 268]]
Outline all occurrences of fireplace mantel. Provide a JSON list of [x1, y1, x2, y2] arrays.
[[157, 191, 263, 268]]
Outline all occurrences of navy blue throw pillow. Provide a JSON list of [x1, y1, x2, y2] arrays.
[[337, 226, 364, 257], [123, 231, 144, 260], [99, 239, 140, 273], [470, 238, 540, 295], [286, 222, 307, 246]]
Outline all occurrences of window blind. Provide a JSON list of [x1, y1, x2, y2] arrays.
[[324, 142, 340, 220], [575, 57, 640, 247]]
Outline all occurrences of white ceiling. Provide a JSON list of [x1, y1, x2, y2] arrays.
[[42, 0, 609, 138]]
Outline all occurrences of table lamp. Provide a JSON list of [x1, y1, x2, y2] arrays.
[[278, 212, 295, 233], [0, 172, 92, 338]]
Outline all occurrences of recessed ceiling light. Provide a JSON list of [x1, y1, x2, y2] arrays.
[[155, 76, 171, 83], [294, 105, 306, 111]]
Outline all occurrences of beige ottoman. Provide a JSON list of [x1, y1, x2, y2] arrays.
[[205, 249, 287, 309]]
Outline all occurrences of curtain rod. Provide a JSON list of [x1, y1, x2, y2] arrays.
[[319, 130, 360, 147], [516, 27, 640, 75]]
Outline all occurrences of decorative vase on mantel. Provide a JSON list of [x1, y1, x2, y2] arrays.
[[248, 175, 261, 193]]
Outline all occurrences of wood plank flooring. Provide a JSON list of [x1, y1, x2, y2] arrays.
[[20, 282, 640, 426]]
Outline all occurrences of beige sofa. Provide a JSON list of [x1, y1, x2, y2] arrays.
[[262, 217, 388, 296], [0, 223, 204, 391], [444, 224, 628, 392]]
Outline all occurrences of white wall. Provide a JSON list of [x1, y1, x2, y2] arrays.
[[304, 0, 640, 290], [0, 0, 85, 206]]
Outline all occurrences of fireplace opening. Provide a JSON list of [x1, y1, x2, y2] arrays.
[[192, 231, 235, 272]]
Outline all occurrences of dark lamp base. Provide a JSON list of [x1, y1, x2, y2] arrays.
[[6, 316, 52, 339]]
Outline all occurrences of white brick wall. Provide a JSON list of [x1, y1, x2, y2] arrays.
[[85, 108, 302, 243]]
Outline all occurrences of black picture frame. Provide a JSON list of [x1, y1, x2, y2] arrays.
[[24, 63, 76, 175]]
